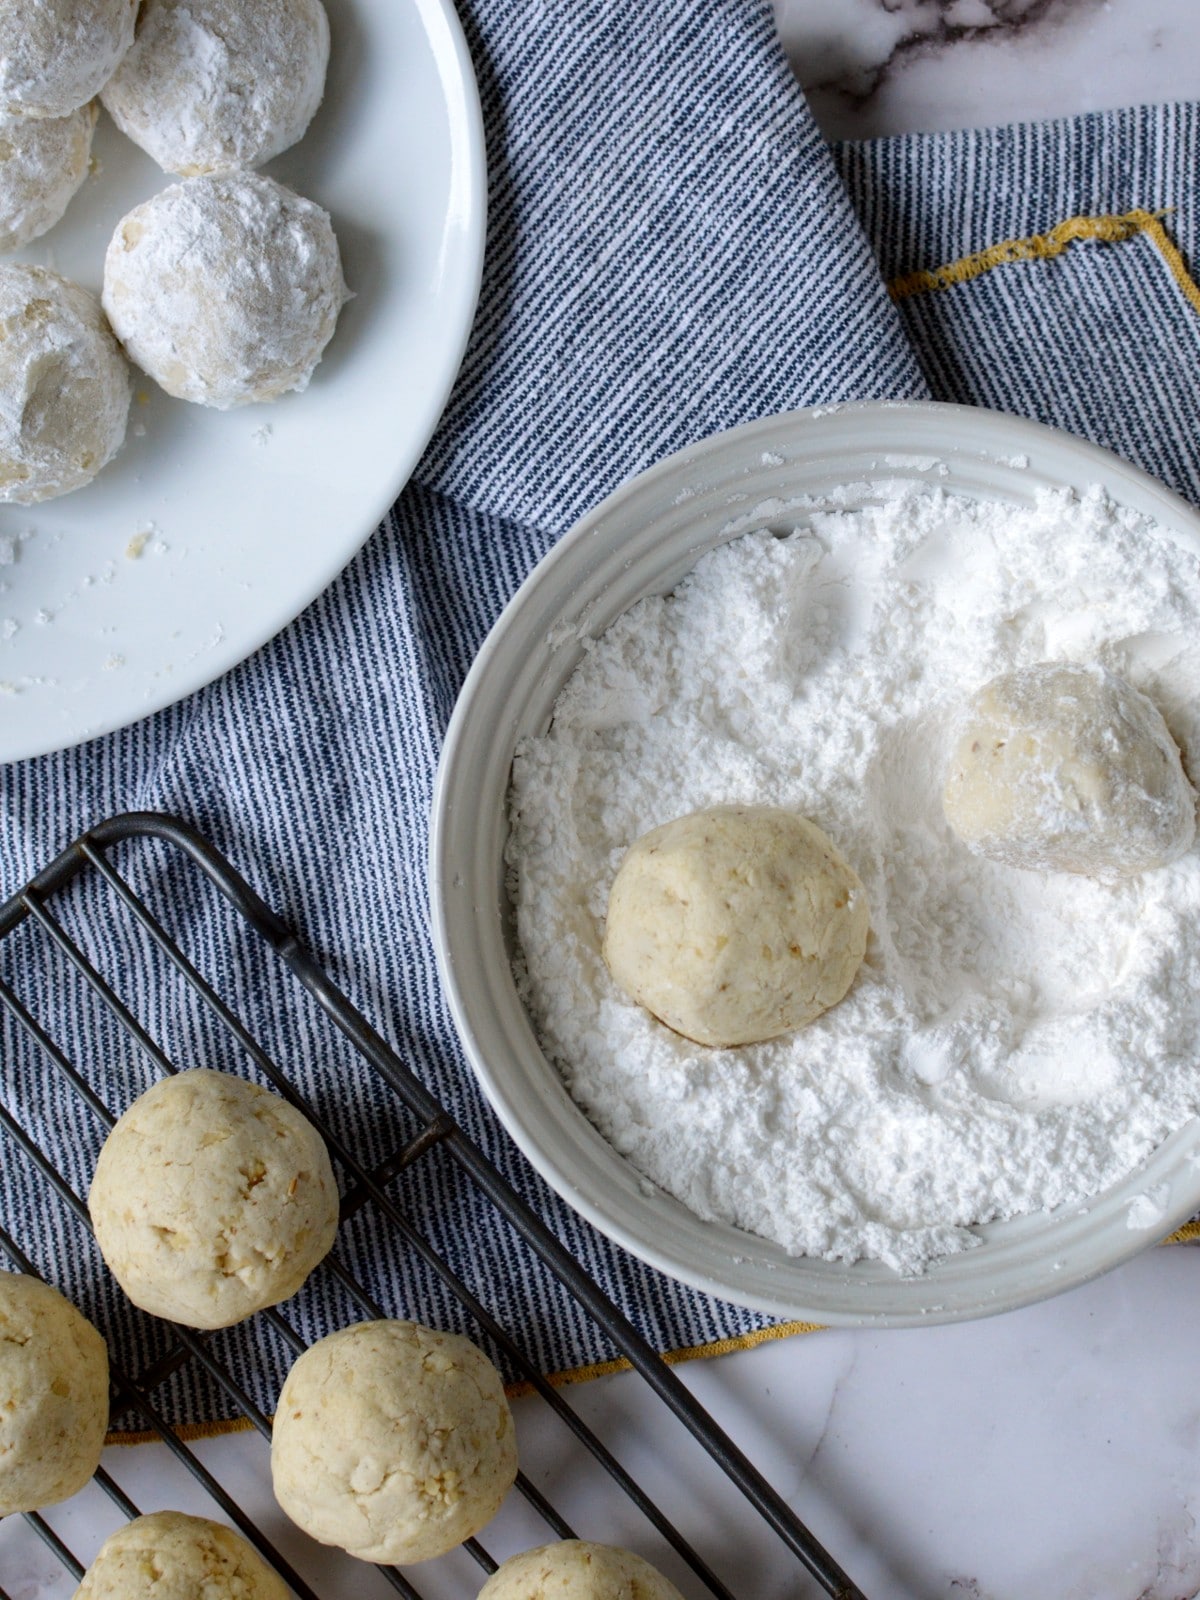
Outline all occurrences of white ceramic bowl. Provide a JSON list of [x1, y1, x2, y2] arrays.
[[430, 400, 1200, 1327]]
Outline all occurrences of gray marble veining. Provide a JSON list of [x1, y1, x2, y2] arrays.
[[775, 0, 1200, 139]]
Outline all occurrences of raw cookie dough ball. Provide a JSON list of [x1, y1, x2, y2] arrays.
[[603, 805, 870, 1049], [102, 0, 330, 177], [0, 264, 131, 504], [0, 0, 136, 120], [102, 172, 347, 408], [74, 1511, 289, 1600], [0, 103, 96, 251], [88, 1068, 339, 1330], [942, 662, 1197, 877], [477, 1542, 685, 1600], [0, 1274, 108, 1515], [271, 1319, 517, 1564]]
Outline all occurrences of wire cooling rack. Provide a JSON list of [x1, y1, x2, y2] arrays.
[[0, 812, 866, 1600]]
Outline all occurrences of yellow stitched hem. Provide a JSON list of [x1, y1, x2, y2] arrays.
[[502, 1317, 825, 1401], [104, 1230, 1199, 1442], [888, 208, 1200, 317]]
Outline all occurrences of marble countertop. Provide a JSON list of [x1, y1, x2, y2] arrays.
[[4, 6, 1200, 1600], [3, 1247, 1197, 1600], [775, 0, 1200, 140]]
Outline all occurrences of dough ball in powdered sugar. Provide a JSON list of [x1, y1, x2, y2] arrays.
[[603, 805, 870, 1049], [0, 0, 136, 120], [101, 0, 330, 177], [943, 662, 1197, 878], [89, 1068, 339, 1330], [0, 1274, 108, 1516], [477, 1542, 686, 1600], [0, 103, 96, 251], [74, 1511, 289, 1600], [0, 264, 131, 504], [271, 1319, 518, 1564], [102, 172, 347, 408]]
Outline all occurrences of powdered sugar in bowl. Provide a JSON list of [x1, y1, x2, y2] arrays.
[[430, 401, 1200, 1326]]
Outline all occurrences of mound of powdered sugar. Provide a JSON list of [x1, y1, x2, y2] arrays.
[[506, 482, 1200, 1274]]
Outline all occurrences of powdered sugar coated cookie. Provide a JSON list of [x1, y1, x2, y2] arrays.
[[102, 0, 330, 177], [0, 0, 137, 120], [0, 264, 131, 504], [0, 103, 96, 251], [102, 172, 347, 409]]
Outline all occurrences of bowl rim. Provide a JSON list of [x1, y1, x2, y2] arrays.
[[429, 399, 1200, 1327]]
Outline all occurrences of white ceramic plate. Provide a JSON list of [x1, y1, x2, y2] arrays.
[[0, 0, 485, 763], [431, 401, 1200, 1328]]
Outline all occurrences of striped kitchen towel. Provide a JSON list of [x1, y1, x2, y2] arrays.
[[835, 101, 1200, 507]]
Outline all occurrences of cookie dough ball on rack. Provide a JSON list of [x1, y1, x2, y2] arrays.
[[0, 0, 136, 120], [271, 1319, 518, 1564], [0, 1273, 109, 1516], [0, 103, 96, 251], [74, 1511, 289, 1600], [102, 0, 330, 176], [477, 1542, 686, 1600], [0, 264, 131, 504], [603, 805, 870, 1048], [88, 1068, 339, 1330], [943, 662, 1197, 878], [102, 172, 347, 408]]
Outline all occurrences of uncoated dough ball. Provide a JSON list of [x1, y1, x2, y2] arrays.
[[0, 264, 131, 504], [271, 1319, 518, 1564], [0, 1274, 108, 1515], [603, 805, 870, 1049], [0, 103, 96, 251], [73, 1511, 289, 1600], [102, 0, 330, 177], [88, 1068, 339, 1330], [0, 0, 137, 120], [477, 1542, 686, 1600], [102, 172, 347, 408], [942, 662, 1197, 878]]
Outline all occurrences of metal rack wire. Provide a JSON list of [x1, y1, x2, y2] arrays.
[[0, 812, 865, 1600]]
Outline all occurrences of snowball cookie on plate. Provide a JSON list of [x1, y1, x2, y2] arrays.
[[943, 661, 1197, 878], [271, 1319, 518, 1564], [102, 0, 330, 176], [0, 1273, 109, 1515], [102, 172, 347, 408], [477, 1542, 686, 1600], [603, 805, 870, 1048], [0, 0, 136, 120], [0, 103, 96, 251], [74, 1511, 289, 1600], [0, 264, 131, 504], [88, 1068, 339, 1330]]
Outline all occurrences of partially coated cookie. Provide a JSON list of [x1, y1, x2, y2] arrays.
[[604, 805, 869, 1047]]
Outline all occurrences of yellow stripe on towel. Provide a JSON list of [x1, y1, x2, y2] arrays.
[[888, 208, 1200, 318]]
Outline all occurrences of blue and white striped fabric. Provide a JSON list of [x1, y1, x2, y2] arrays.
[[835, 101, 1200, 508], [4, 6, 1200, 1432]]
